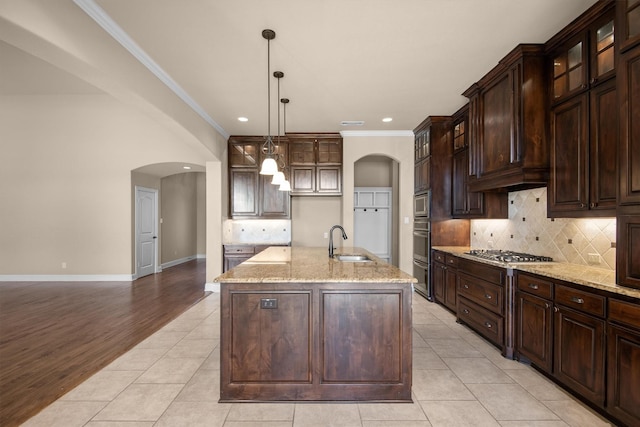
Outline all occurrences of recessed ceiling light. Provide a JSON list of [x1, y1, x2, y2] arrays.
[[238, 117, 248, 122], [183, 166, 192, 170], [382, 117, 393, 122]]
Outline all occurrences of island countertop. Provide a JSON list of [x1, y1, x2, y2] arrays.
[[214, 246, 416, 284]]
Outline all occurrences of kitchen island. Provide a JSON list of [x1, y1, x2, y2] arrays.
[[213, 246, 416, 402]]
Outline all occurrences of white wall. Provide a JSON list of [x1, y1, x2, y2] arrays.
[[0, 94, 219, 277]]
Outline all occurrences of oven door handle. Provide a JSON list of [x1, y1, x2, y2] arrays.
[[413, 231, 430, 237], [413, 259, 429, 268]]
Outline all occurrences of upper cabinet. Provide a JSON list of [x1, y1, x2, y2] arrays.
[[228, 136, 290, 218], [288, 133, 342, 196], [547, 2, 617, 217], [414, 127, 431, 193], [463, 44, 548, 192], [450, 105, 508, 219]]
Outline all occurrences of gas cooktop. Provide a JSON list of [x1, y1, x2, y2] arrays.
[[466, 249, 553, 263]]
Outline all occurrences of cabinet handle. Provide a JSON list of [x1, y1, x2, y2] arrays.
[[484, 294, 492, 300], [590, 78, 597, 85], [463, 284, 469, 289], [570, 296, 585, 304], [590, 202, 597, 208], [528, 283, 539, 290], [554, 306, 559, 313], [580, 203, 586, 208], [484, 322, 493, 329], [545, 302, 550, 309], [463, 309, 470, 314]]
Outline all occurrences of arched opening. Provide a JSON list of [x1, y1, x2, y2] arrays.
[[353, 155, 400, 266]]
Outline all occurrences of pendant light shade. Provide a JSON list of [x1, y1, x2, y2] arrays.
[[278, 179, 291, 192], [271, 170, 285, 185], [260, 156, 278, 175]]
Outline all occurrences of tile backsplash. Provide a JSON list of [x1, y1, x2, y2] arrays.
[[471, 188, 616, 270]]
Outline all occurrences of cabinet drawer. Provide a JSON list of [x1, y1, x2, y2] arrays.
[[609, 299, 640, 330], [224, 245, 255, 255], [458, 272, 503, 315], [445, 254, 458, 268], [433, 251, 445, 263], [458, 297, 504, 347], [517, 272, 553, 299], [459, 259, 504, 285], [555, 285, 606, 318]]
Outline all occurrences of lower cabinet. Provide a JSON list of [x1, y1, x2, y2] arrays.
[[456, 258, 506, 352], [432, 251, 457, 313], [515, 271, 640, 426], [607, 299, 640, 426]]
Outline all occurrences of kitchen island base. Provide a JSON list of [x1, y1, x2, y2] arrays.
[[219, 281, 412, 402]]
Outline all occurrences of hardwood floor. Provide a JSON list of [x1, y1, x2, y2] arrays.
[[0, 259, 208, 427]]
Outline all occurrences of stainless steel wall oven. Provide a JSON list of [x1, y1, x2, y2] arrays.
[[413, 218, 431, 300]]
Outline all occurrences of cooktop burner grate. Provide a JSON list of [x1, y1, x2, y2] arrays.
[[466, 249, 553, 263]]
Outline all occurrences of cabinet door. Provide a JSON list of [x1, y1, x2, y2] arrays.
[[444, 267, 457, 313], [316, 167, 341, 194], [452, 149, 484, 217], [432, 262, 445, 304], [516, 292, 553, 372], [618, 45, 640, 206], [589, 79, 617, 213], [230, 169, 259, 217], [617, 215, 640, 289], [260, 175, 290, 218], [290, 166, 315, 194], [289, 140, 315, 165], [618, 0, 640, 52], [607, 323, 640, 426], [317, 139, 342, 164], [229, 141, 259, 167], [551, 36, 587, 102], [549, 94, 588, 215], [554, 305, 605, 405], [481, 73, 512, 176]]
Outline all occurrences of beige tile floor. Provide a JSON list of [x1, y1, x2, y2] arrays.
[[23, 292, 616, 427]]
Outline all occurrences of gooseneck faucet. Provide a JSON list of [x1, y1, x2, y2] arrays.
[[328, 225, 348, 258]]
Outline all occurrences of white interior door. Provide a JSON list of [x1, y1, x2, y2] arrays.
[[135, 186, 158, 278]]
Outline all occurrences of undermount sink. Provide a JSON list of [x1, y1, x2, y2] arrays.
[[334, 254, 372, 262]]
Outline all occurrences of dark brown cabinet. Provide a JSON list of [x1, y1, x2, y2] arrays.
[[554, 287, 606, 406], [463, 44, 548, 192], [414, 127, 431, 193], [223, 244, 287, 272], [288, 133, 342, 195], [457, 258, 506, 352], [228, 136, 290, 218], [451, 106, 507, 219], [432, 251, 457, 313], [547, 3, 617, 217], [607, 298, 640, 427], [515, 272, 554, 373]]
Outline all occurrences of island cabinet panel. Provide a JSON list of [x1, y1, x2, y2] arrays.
[[321, 291, 402, 382], [228, 292, 311, 382], [219, 279, 412, 402]]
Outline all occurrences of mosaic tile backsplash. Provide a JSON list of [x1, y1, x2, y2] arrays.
[[470, 188, 616, 271]]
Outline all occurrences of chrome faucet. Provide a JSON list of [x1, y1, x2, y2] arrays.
[[328, 225, 348, 258]]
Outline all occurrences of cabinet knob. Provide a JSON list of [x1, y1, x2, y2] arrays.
[[590, 202, 596, 208], [463, 284, 469, 289], [554, 306, 559, 313], [463, 309, 470, 314], [590, 78, 597, 85], [545, 302, 550, 309], [528, 283, 539, 290], [484, 322, 493, 329], [580, 203, 586, 208], [570, 296, 585, 304], [484, 294, 492, 300]]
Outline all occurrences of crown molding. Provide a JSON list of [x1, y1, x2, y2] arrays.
[[73, 0, 229, 139], [340, 130, 414, 137]]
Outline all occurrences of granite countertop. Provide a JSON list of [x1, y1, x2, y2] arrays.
[[214, 246, 416, 284], [432, 246, 640, 300]]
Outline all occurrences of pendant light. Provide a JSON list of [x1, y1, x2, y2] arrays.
[[271, 70, 286, 186], [278, 97, 291, 192], [259, 29, 278, 176]]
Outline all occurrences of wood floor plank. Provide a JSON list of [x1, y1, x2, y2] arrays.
[[0, 259, 207, 427]]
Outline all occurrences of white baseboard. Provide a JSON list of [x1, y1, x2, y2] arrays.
[[204, 282, 220, 292], [0, 274, 134, 282], [161, 255, 197, 270]]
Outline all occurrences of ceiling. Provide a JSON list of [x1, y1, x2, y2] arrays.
[[1, 0, 598, 138]]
